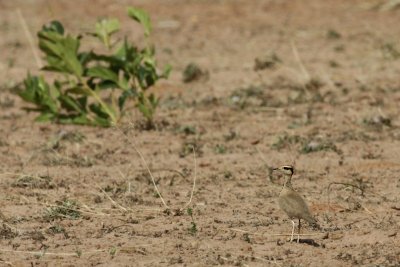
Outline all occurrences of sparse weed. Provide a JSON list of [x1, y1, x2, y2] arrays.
[[0, 138, 7, 147], [0, 95, 14, 108], [300, 140, 339, 154], [47, 224, 67, 235], [362, 114, 391, 130], [242, 233, 251, 243], [334, 44, 345, 52], [329, 60, 340, 68], [271, 133, 303, 150], [223, 170, 233, 179], [42, 152, 95, 167], [326, 29, 341, 40], [381, 42, 400, 60], [230, 85, 265, 109], [288, 108, 312, 129], [46, 130, 85, 150], [272, 132, 341, 154], [351, 176, 371, 197], [223, 129, 237, 141], [254, 52, 281, 70], [12, 174, 54, 189], [304, 78, 324, 91], [103, 182, 127, 197], [0, 224, 18, 239], [337, 130, 376, 142], [288, 78, 325, 104], [187, 208, 197, 236], [176, 125, 197, 135], [44, 199, 81, 221], [214, 144, 227, 154], [28, 230, 46, 242], [182, 63, 207, 83], [75, 248, 82, 258], [153, 191, 161, 198], [109, 246, 117, 258], [362, 149, 382, 159], [17, 7, 170, 127], [180, 139, 202, 158], [197, 95, 219, 107]]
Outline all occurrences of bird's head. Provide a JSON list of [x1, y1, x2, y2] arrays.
[[272, 165, 294, 176]]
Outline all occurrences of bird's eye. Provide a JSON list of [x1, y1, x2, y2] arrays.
[[283, 167, 289, 170]]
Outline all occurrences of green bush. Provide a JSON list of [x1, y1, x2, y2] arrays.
[[18, 7, 170, 127]]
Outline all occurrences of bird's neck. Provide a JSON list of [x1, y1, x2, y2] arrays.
[[283, 174, 293, 189]]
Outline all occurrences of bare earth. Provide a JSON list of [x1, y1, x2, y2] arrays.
[[0, 0, 399, 266]]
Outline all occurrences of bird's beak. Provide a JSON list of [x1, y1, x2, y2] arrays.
[[272, 167, 279, 171]]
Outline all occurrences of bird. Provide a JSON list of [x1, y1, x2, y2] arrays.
[[272, 165, 319, 243]]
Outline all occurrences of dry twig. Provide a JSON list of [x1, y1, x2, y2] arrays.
[[116, 125, 170, 209], [327, 182, 365, 211], [96, 184, 128, 212], [16, 9, 42, 68], [225, 227, 323, 237], [182, 146, 197, 210]]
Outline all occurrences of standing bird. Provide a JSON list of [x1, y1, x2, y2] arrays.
[[273, 165, 319, 243]]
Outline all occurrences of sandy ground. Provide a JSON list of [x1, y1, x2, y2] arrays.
[[0, 0, 399, 266]]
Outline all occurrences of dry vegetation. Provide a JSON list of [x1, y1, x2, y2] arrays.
[[0, 0, 399, 266]]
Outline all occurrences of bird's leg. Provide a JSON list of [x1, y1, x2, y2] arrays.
[[297, 219, 301, 243], [290, 220, 295, 242]]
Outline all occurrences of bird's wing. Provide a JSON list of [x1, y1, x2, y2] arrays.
[[279, 189, 315, 223]]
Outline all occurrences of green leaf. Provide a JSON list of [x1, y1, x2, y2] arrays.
[[77, 96, 88, 112], [93, 116, 112, 127], [127, 7, 152, 37], [138, 102, 151, 120], [38, 32, 62, 55], [161, 64, 172, 78], [148, 93, 159, 107], [66, 86, 91, 96], [78, 51, 93, 66], [87, 66, 119, 83], [85, 51, 125, 66], [50, 81, 61, 99], [59, 95, 84, 113], [71, 115, 90, 125], [61, 36, 83, 76], [89, 103, 110, 119], [114, 39, 141, 72], [35, 112, 55, 122], [118, 75, 130, 91], [38, 30, 83, 77], [118, 88, 136, 110], [19, 74, 59, 113], [137, 92, 158, 122], [137, 63, 157, 89], [42, 20, 64, 34], [58, 115, 91, 125], [95, 18, 120, 48], [19, 74, 38, 102]]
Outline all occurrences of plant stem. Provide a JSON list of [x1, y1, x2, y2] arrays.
[[81, 82, 118, 125]]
